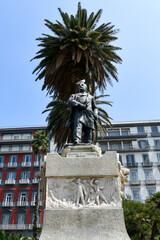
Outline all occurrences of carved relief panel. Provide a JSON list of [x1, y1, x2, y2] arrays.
[[46, 177, 121, 209]]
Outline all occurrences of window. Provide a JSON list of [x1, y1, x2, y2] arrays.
[[119, 155, 122, 165], [130, 170, 138, 181], [142, 154, 150, 163], [123, 142, 131, 150], [147, 188, 156, 197], [0, 171, 2, 180], [12, 134, 21, 140], [154, 140, 160, 148], [151, 126, 159, 134], [19, 192, 28, 205], [5, 192, 13, 203], [137, 126, 145, 134], [1, 212, 10, 224], [32, 191, 37, 203], [132, 189, 140, 201], [33, 170, 39, 179], [22, 145, 31, 151], [7, 171, 16, 180], [17, 212, 26, 224], [0, 156, 4, 163], [12, 145, 19, 151], [157, 153, 160, 162], [23, 155, 31, 163], [138, 140, 149, 149], [121, 130, 129, 136], [110, 142, 121, 150], [10, 155, 18, 163], [126, 155, 136, 166], [1, 145, 9, 151], [31, 211, 40, 224], [144, 169, 154, 180], [22, 134, 31, 140], [21, 171, 30, 180], [108, 130, 120, 136]]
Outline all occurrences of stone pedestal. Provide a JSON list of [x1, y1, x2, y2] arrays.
[[40, 146, 130, 240]]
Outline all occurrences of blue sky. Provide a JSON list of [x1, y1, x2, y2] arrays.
[[0, 0, 160, 127]]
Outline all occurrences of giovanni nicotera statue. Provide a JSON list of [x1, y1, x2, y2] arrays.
[[66, 80, 98, 144]]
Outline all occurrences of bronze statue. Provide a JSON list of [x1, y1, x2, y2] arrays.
[[66, 80, 98, 144]]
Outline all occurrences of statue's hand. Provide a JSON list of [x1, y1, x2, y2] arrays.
[[78, 103, 87, 110]]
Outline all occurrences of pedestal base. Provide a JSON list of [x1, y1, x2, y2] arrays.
[[40, 208, 130, 240]]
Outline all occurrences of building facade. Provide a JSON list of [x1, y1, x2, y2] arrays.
[[97, 120, 160, 202], [0, 126, 46, 236]]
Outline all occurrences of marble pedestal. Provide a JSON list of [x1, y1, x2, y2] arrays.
[[39, 146, 130, 240]]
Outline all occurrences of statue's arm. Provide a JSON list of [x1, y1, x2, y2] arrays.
[[92, 97, 98, 119], [68, 94, 79, 107], [68, 94, 86, 109]]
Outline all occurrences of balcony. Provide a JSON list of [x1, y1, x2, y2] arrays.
[[19, 179, 30, 184], [142, 162, 153, 167], [98, 131, 147, 140], [31, 200, 42, 206], [0, 147, 32, 154], [21, 162, 31, 167], [0, 163, 4, 168], [103, 146, 150, 153], [8, 162, 17, 168], [127, 162, 138, 168], [145, 179, 156, 185], [154, 145, 160, 151], [32, 178, 38, 184], [151, 132, 160, 137], [0, 224, 42, 230], [2, 201, 14, 207], [34, 161, 39, 167], [5, 179, 16, 184], [0, 136, 33, 143], [130, 180, 140, 186], [17, 201, 28, 206]]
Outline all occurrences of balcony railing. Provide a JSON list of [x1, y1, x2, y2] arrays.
[[17, 201, 28, 206], [8, 162, 17, 168], [130, 180, 140, 185], [151, 132, 160, 137], [142, 162, 153, 167], [19, 179, 30, 184], [34, 161, 39, 166], [0, 147, 32, 153], [21, 162, 31, 167], [145, 179, 156, 185], [127, 162, 138, 168], [2, 201, 14, 207], [98, 131, 148, 139], [154, 145, 160, 150], [5, 179, 16, 184], [32, 178, 38, 184], [0, 224, 42, 230], [0, 136, 33, 141], [31, 200, 42, 206]]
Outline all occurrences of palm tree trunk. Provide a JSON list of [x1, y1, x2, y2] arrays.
[[33, 154, 41, 238]]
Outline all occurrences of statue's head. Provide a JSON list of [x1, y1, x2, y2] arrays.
[[76, 79, 87, 93]]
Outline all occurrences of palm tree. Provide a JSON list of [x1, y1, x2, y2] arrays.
[[31, 2, 122, 101], [42, 94, 112, 150], [31, 130, 49, 239]]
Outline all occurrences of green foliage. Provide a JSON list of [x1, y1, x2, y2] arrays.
[[32, 130, 49, 156], [32, 2, 122, 101], [123, 193, 160, 240], [43, 94, 112, 150], [0, 231, 32, 240]]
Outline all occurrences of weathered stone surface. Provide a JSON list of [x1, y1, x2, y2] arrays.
[[46, 151, 119, 178], [40, 149, 130, 240], [40, 208, 130, 240]]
